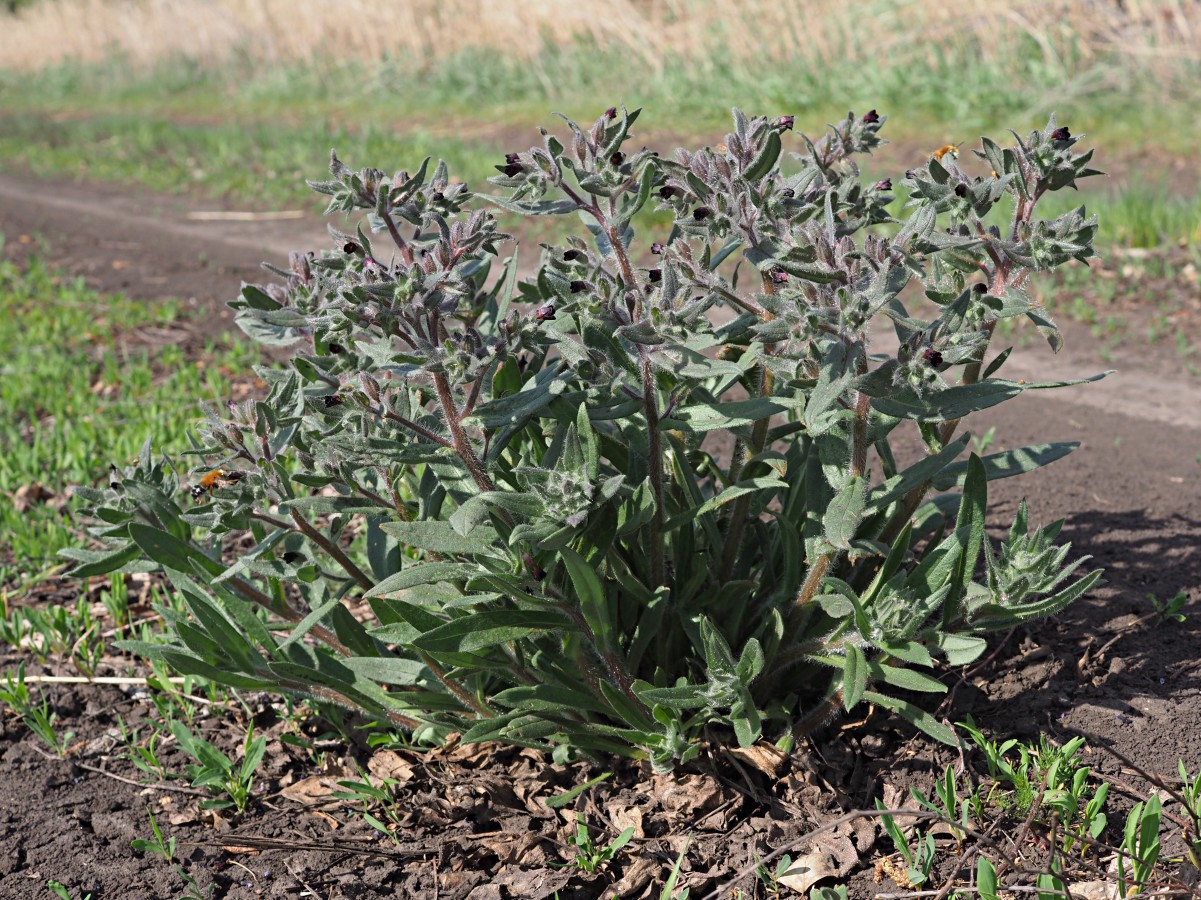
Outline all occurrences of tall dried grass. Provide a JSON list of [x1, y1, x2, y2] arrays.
[[0, 0, 1197, 95]]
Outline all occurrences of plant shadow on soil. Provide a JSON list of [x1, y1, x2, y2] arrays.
[[2, 172, 1200, 899]]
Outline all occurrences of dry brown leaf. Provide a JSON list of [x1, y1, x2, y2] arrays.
[[726, 742, 788, 777], [12, 482, 54, 513], [778, 847, 839, 893], [1072, 882, 1120, 900], [608, 802, 646, 839], [279, 773, 345, 805], [368, 749, 416, 784]]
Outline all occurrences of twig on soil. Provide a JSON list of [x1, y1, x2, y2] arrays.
[[177, 832, 436, 859], [70, 757, 210, 797]]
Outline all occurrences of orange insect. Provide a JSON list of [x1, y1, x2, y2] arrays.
[[932, 143, 962, 162], [190, 468, 245, 501]]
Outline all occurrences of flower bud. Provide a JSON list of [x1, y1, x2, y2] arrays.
[[650, 242, 665, 255], [358, 372, 381, 403], [775, 115, 795, 131], [862, 109, 880, 124], [770, 270, 789, 285], [569, 280, 588, 293], [873, 178, 892, 191], [534, 304, 556, 322]]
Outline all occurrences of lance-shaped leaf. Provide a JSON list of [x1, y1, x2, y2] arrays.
[[823, 476, 868, 549]]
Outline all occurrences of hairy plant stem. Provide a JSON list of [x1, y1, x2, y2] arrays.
[[718, 272, 778, 583], [287, 509, 374, 591], [785, 377, 872, 636], [432, 370, 495, 496], [380, 208, 415, 267], [640, 353, 666, 590], [418, 651, 495, 718], [227, 574, 350, 657]]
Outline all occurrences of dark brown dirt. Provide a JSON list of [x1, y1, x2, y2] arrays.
[[2, 172, 1200, 899]]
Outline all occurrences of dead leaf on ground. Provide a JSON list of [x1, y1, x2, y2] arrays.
[[726, 742, 788, 777], [279, 773, 346, 806], [368, 749, 416, 784], [607, 801, 645, 839], [12, 482, 55, 513], [1072, 882, 1120, 900], [778, 847, 840, 893]]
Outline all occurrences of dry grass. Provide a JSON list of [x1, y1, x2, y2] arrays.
[[0, 0, 1197, 96]]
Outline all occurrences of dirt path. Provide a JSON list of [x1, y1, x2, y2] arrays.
[[2, 170, 1200, 898]]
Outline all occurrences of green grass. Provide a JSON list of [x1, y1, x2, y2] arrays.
[[0, 112, 506, 210], [0, 244, 260, 585]]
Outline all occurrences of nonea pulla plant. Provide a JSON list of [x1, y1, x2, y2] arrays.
[[70, 108, 1105, 770]]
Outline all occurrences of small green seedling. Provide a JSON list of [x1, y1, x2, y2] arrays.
[[565, 814, 634, 874], [168, 719, 265, 813], [1118, 794, 1162, 897], [1147, 590, 1187, 624], [0, 662, 75, 756], [333, 770, 407, 844], [130, 807, 176, 862], [876, 798, 937, 886], [47, 881, 93, 900]]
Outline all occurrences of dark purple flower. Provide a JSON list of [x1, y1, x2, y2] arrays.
[[775, 115, 795, 131], [535, 304, 556, 322], [431, 191, 445, 202], [862, 109, 880, 124], [500, 163, 523, 178], [650, 242, 665, 255], [323, 395, 342, 409], [569, 280, 588, 293], [770, 270, 789, 285], [923, 348, 944, 367], [973, 283, 988, 294], [342, 241, 360, 255], [873, 178, 892, 191], [693, 207, 712, 221], [954, 183, 968, 198], [659, 185, 677, 200], [1051, 126, 1071, 141], [781, 188, 795, 199], [605, 107, 618, 120], [563, 249, 585, 262], [505, 152, 521, 165], [327, 342, 345, 355], [648, 268, 662, 283], [609, 151, 625, 166]]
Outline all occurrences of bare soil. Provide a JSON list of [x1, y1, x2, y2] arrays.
[[1, 172, 1200, 899]]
